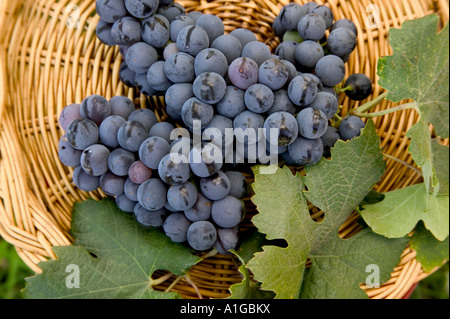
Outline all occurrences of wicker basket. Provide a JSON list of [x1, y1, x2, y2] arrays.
[[0, 0, 448, 299]]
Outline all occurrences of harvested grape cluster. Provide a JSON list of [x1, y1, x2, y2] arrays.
[[57, 0, 374, 252], [59, 95, 247, 253]]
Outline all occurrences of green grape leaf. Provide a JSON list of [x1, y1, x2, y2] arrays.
[[410, 222, 449, 273], [406, 118, 437, 195], [247, 121, 407, 298], [24, 199, 201, 299], [359, 184, 449, 241], [378, 14, 449, 139], [431, 139, 449, 195], [228, 231, 275, 299]]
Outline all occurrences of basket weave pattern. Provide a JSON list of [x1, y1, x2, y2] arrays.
[[0, 0, 448, 299]]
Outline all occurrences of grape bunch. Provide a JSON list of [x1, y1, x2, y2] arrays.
[[58, 94, 249, 253], [63, 0, 374, 253]]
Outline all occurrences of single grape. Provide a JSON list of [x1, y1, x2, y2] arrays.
[[66, 118, 99, 151], [268, 89, 296, 115], [297, 13, 326, 41], [139, 136, 171, 170], [163, 212, 191, 243], [95, 0, 128, 23], [128, 161, 153, 184], [119, 62, 137, 87], [128, 108, 158, 132], [163, 42, 179, 61], [194, 48, 228, 78], [184, 193, 212, 222], [80, 95, 111, 126], [211, 196, 244, 229], [330, 18, 358, 36], [72, 166, 100, 192], [297, 107, 328, 139], [288, 136, 323, 166], [264, 111, 299, 147], [181, 97, 214, 130], [278, 3, 307, 31], [200, 171, 231, 201], [80, 144, 110, 176], [96, 19, 115, 46], [149, 122, 175, 144], [233, 110, 265, 145], [288, 74, 318, 107], [170, 137, 193, 159], [195, 14, 225, 43], [326, 27, 357, 58], [109, 96, 135, 120], [134, 72, 158, 96], [124, 177, 140, 201], [281, 59, 298, 84], [124, 0, 159, 19], [310, 5, 334, 29], [273, 15, 286, 38], [192, 72, 227, 105], [58, 135, 82, 167], [158, 153, 191, 185], [157, 3, 186, 22], [117, 120, 148, 152], [170, 15, 194, 43], [99, 115, 126, 148], [339, 116, 366, 140], [59, 103, 81, 132], [99, 171, 125, 197], [308, 91, 339, 120], [295, 40, 324, 69], [344, 74, 373, 101], [134, 204, 166, 228], [165, 83, 194, 121], [187, 221, 217, 251], [241, 41, 272, 67], [147, 61, 173, 92], [116, 193, 137, 213], [189, 143, 223, 178], [108, 148, 136, 176], [214, 227, 239, 255], [314, 55, 346, 87], [275, 41, 298, 65], [210, 34, 242, 65], [216, 86, 246, 119], [258, 59, 289, 91], [164, 52, 195, 83], [303, 1, 319, 13], [176, 25, 210, 57], [141, 14, 171, 48], [244, 84, 274, 114], [204, 115, 234, 152], [125, 42, 158, 74], [228, 57, 259, 90], [224, 171, 247, 199], [137, 178, 167, 211], [187, 11, 203, 23], [167, 182, 198, 211], [111, 16, 141, 46], [229, 28, 257, 48], [321, 126, 341, 156]]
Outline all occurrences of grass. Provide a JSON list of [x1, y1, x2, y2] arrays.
[[0, 238, 34, 299], [0, 236, 448, 299]]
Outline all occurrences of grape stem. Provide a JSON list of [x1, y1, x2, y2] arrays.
[[383, 153, 423, 177], [350, 92, 418, 118]]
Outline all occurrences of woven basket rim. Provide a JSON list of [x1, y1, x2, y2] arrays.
[[0, 0, 448, 299]]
